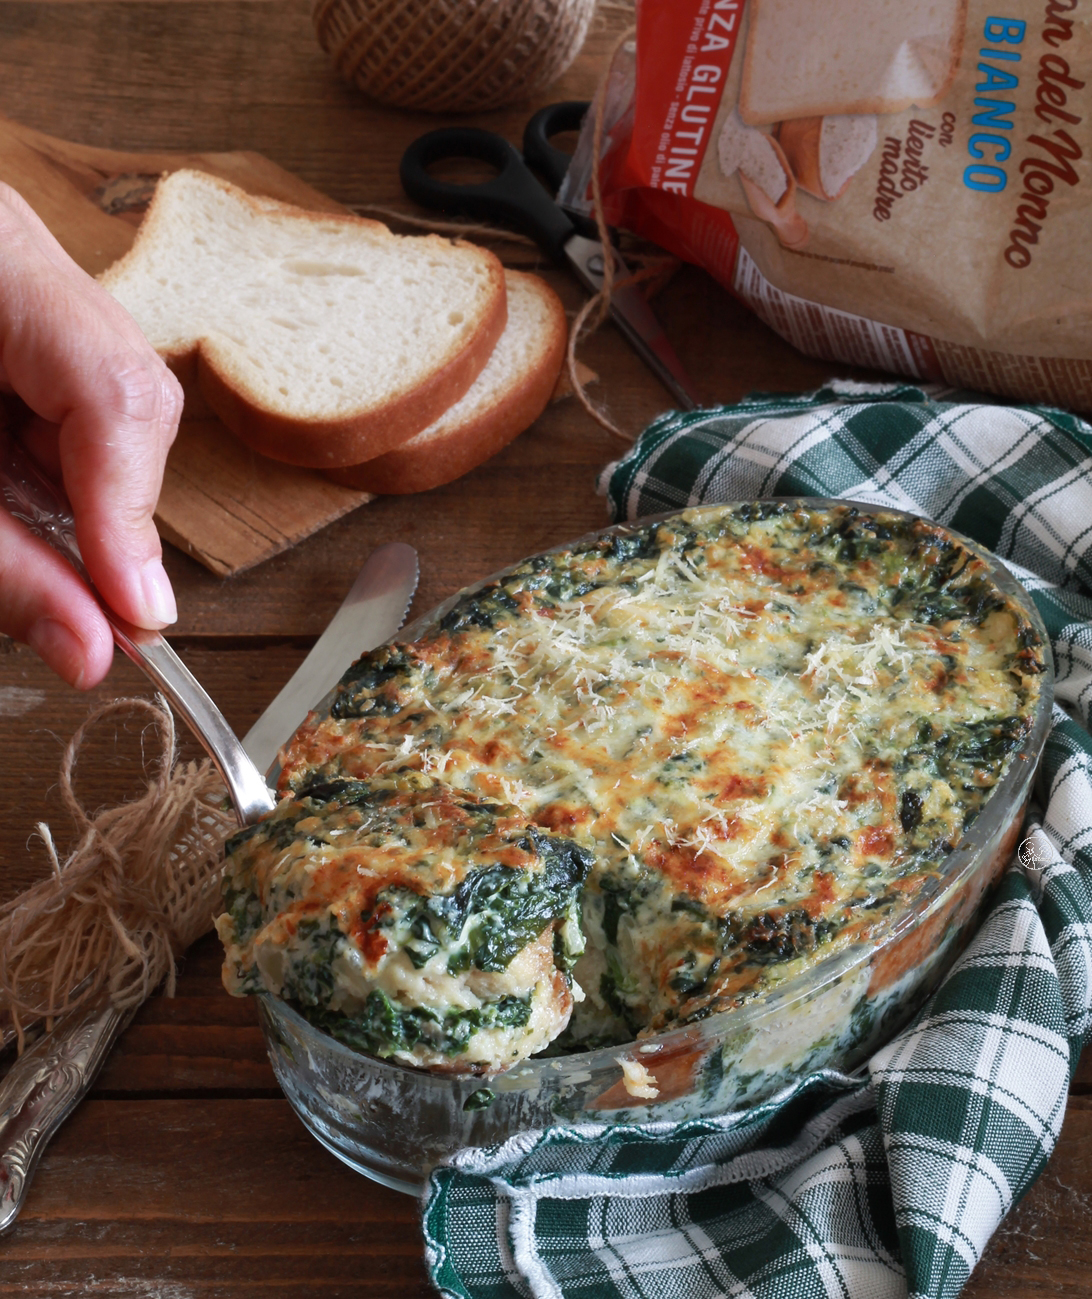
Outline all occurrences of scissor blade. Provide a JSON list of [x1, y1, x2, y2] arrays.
[[563, 234, 700, 411]]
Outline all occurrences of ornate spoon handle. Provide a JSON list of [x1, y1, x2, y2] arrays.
[[0, 1001, 131, 1234]]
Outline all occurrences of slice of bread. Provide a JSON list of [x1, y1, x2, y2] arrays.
[[99, 169, 507, 468], [325, 271, 565, 495], [740, 0, 967, 124]]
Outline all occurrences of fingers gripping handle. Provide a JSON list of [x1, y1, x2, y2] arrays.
[[0, 430, 273, 824]]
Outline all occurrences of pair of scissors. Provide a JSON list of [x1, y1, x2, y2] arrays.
[[399, 102, 700, 412]]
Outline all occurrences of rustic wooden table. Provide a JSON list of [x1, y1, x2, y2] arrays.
[[0, 2, 1088, 1294]]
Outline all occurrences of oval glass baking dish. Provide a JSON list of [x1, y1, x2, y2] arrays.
[[252, 499, 1054, 1193]]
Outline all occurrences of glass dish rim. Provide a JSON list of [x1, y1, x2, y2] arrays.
[[259, 496, 1055, 1093]]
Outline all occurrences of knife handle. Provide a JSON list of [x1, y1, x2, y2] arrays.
[[0, 1001, 132, 1234]]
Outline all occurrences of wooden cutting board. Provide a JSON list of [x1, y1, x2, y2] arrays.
[[0, 114, 371, 577]]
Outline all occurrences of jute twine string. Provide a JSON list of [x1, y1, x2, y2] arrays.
[[355, 27, 678, 445], [355, 191, 672, 441], [563, 23, 643, 444], [0, 696, 234, 1049]]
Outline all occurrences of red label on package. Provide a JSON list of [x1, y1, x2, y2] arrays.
[[628, 0, 747, 200]]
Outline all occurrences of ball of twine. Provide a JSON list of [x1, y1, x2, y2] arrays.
[[312, 0, 597, 113]]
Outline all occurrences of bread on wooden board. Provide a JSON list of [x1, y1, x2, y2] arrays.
[[325, 271, 566, 495], [99, 169, 507, 468], [740, 0, 967, 125]]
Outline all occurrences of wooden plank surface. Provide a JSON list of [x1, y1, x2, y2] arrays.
[[9, 923, 1092, 1299], [4, 1098, 435, 1298], [5, 1093, 1089, 1299], [155, 418, 371, 577], [0, 1, 1088, 1295]]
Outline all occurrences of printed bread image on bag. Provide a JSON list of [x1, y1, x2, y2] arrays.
[[740, 0, 967, 122], [717, 109, 810, 247], [560, 0, 1091, 410], [776, 116, 880, 202]]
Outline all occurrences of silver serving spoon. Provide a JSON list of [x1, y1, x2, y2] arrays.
[[0, 428, 418, 1231], [0, 429, 274, 824]]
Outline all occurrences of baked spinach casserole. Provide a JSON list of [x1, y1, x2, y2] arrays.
[[217, 503, 1046, 1074]]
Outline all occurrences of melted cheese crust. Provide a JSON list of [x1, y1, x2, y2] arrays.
[[217, 775, 589, 1071], [261, 504, 1043, 1058]]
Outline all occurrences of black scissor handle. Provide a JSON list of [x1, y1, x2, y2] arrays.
[[400, 127, 575, 264], [522, 100, 590, 194]]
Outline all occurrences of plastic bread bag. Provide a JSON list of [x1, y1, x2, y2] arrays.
[[559, 1, 1092, 409]]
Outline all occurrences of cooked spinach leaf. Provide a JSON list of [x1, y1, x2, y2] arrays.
[[378, 829, 592, 974], [304, 989, 532, 1058]]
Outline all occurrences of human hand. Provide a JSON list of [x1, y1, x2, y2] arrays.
[[0, 181, 183, 689]]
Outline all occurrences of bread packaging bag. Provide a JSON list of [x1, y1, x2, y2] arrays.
[[560, 0, 1092, 409]]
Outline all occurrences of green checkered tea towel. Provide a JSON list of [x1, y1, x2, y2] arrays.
[[423, 382, 1092, 1299]]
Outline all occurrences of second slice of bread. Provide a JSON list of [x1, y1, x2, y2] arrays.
[[100, 170, 507, 467], [325, 271, 566, 495]]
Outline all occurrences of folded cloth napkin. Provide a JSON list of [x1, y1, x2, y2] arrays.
[[423, 383, 1092, 1299]]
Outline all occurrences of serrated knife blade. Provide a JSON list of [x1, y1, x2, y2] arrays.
[[242, 541, 419, 778]]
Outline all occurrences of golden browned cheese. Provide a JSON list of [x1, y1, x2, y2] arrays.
[[235, 503, 1043, 1063], [217, 773, 590, 1072]]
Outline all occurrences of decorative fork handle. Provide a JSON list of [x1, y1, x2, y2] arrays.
[[0, 430, 273, 825], [0, 1001, 132, 1233]]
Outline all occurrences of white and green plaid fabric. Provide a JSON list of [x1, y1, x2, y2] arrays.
[[422, 382, 1092, 1299]]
